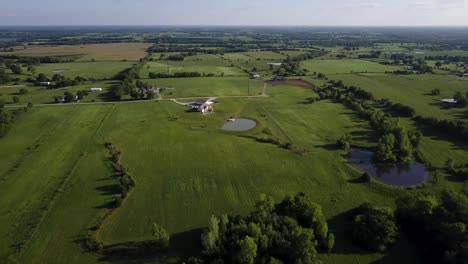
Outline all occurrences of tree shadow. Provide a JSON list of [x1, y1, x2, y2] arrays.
[[95, 184, 121, 196], [315, 143, 338, 151], [97, 228, 204, 263]]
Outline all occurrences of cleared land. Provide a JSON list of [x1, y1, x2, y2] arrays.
[[3, 43, 152, 61]]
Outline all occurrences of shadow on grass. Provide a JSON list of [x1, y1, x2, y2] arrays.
[[411, 120, 468, 150], [97, 228, 204, 263]]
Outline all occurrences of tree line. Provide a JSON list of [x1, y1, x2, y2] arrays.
[[0, 102, 33, 138]]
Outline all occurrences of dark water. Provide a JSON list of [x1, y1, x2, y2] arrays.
[[221, 119, 256, 131], [348, 150, 428, 187]]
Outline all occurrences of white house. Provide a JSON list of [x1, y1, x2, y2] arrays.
[[90, 88, 103, 92], [251, 74, 261, 79], [441, 98, 458, 104], [188, 99, 215, 114]]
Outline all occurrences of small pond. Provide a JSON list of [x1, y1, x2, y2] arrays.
[[348, 149, 428, 187], [52, 69, 68, 73], [221, 118, 256, 131]]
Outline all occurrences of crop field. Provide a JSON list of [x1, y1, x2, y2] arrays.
[[3, 43, 152, 61], [35, 62, 135, 79], [140, 54, 247, 77], [334, 74, 468, 121], [301, 59, 403, 74], [144, 77, 263, 98]]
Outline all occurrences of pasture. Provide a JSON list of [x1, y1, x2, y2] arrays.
[[301, 59, 403, 74], [0, 81, 117, 105], [145, 77, 263, 98], [3, 43, 152, 61], [334, 74, 468, 121], [35, 61, 135, 79], [141, 54, 247, 77]]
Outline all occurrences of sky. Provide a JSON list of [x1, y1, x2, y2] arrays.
[[0, 0, 467, 26]]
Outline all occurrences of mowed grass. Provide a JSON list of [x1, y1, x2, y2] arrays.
[[301, 59, 403, 74], [35, 61, 135, 79], [143, 77, 263, 98], [140, 54, 247, 77], [0, 81, 118, 105], [3, 43, 152, 61], [334, 74, 468, 120], [0, 105, 114, 263]]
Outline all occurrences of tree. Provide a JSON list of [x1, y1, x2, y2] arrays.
[[151, 223, 170, 249], [435, 61, 443, 68], [12, 96, 20, 104], [337, 133, 352, 153], [376, 133, 397, 162], [19, 88, 28, 95], [431, 89, 441, 96], [63, 91, 75, 103], [0, 68, 11, 84], [36, 73, 49, 82], [352, 203, 399, 252], [9, 64, 22, 75], [236, 236, 257, 264]]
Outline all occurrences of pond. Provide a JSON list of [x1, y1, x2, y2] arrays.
[[52, 69, 68, 73], [348, 149, 429, 187], [221, 118, 256, 131]]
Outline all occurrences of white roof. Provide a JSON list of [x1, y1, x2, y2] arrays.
[[441, 98, 457, 103]]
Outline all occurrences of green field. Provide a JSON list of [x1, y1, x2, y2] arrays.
[[334, 74, 468, 121], [35, 62, 135, 80], [301, 59, 403, 74], [0, 81, 117, 105], [243, 51, 287, 60], [140, 54, 247, 77], [144, 77, 263, 98]]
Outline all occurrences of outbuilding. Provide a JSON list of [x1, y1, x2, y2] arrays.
[[441, 98, 458, 104], [39, 82, 51, 86], [251, 74, 261, 79], [90, 88, 103, 92]]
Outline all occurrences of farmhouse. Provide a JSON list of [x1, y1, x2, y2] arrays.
[[188, 99, 215, 114], [90, 88, 103, 92]]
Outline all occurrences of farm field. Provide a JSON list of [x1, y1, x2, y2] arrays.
[[144, 77, 263, 98], [301, 59, 403, 74], [334, 74, 468, 121], [3, 43, 152, 61], [140, 54, 247, 77], [0, 81, 118, 105], [35, 61, 135, 79], [243, 51, 287, 60]]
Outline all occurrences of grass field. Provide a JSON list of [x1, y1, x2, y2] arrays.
[[243, 51, 287, 60], [1, 80, 467, 263], [140, 54, 247, 77], [334, 74, 468, 121], [144, 77, 263, 98], [35, 61, 135, 79], [301, 59, 403, 74], [0, 81, 117, 105], [3, 43, 152, 61]]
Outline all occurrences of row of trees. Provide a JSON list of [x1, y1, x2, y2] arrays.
[[0, 102, 33, 137], [191, 193, 334, 264], [148, 71, 222, 79], [319, 81, 421, 163]]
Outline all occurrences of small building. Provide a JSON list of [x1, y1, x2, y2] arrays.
[[464, 64, 468, 69], [90, 88, 103, 92], [463, 73, 468, 78], [39, 82, 51, 86], [251, 74, 261, 79], [268, 62, 282, 66], [441, 98, 458, 104]]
